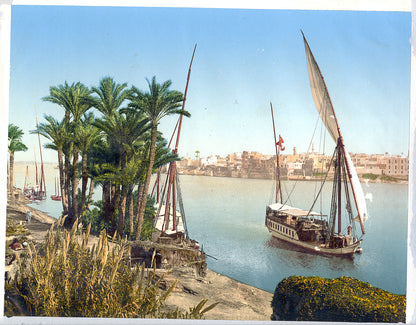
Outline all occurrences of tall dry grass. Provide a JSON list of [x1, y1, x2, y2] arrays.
[[5, 217, 217, 318]]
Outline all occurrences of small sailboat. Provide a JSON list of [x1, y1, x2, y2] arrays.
[[51, 177, 62, 201], [152, 44, 196, 245], [265, 33, 367, 257]]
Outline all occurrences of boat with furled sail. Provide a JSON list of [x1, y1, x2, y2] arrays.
[[265, 32, 367, 257], [151, 44, 197, 246]]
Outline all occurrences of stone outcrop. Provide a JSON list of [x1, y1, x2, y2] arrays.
[[271, 275, 405, 322]]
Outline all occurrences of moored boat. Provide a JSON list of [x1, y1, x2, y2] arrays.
[[151, 44, 197, 246], [265, 32, 367, 257]]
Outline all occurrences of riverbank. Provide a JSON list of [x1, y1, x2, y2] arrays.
[[5, 190, 273, 320], [177, 168, 408, 185]]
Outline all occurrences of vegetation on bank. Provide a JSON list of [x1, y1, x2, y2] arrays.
[[8, 124, 28, 194], [30, 76, 189, 240], [271, 275, 406, 322], [5, 218, 217, 318], [362, 173, 400, 182]]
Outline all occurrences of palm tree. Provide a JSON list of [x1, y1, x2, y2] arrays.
[[91, 77, 132, 225], [77, 112, 102, 217], [8, 124, 28, 193], [128, 76, 189, 240], [94, 109, 150, 236], [91, 76, 131, 119], [43, 81, 93, 226], [31, 116, 68, 213]]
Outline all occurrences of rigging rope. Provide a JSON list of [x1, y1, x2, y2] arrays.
[[175, 172, 189, 238]]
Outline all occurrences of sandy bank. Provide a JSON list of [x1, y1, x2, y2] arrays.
[[5, 191, 273, 321]]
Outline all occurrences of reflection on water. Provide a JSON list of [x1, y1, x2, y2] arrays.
[[265, 237, 356, 272]]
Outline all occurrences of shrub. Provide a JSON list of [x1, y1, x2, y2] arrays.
[[6, 219, 30, 236], [362, 173, 379, 180], [5, 218, 216, 318], [379, 175, 399, 182], [271, 276, 405, 322]]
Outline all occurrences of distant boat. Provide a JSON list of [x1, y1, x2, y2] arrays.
[[265, 33, 367, 257], [23, 144, 46, 202], [50, 177, 62, 201]]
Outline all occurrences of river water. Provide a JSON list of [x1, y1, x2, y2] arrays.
[[15, 170, 408, 295]]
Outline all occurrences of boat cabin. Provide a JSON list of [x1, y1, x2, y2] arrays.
[[266, 203, 329, 244]]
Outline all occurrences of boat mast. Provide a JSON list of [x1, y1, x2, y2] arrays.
[[270, 102, 282, 203], [34, 147, 38, 186], [162, 44, 197, 233], [24, 166, 29, 190], [302, 31, 365, 235], [337, 140, 342, 235], [35, 107, 46, 197]]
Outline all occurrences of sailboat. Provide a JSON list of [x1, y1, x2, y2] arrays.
[[265, 33, 367, 257], [51, 177, 62, 201], [23, 143, 46, 201], [152, 44, 196, 244]]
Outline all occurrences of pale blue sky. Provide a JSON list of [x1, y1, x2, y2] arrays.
[[8, 5, 411, 162]]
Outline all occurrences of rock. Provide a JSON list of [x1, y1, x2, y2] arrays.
[[9, 242, 23, 251], [271, 275, 406, 322]]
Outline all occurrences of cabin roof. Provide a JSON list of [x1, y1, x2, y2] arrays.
[[268, 203, 324, 217]]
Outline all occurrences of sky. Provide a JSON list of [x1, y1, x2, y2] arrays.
[[8, 5, 411, 163]]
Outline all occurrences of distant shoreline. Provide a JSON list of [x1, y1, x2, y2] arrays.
[[14, 161, 408, 185], [176, 170, 409, 185]]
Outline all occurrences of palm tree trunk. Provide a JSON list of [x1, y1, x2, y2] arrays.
[[64, 154, 71, 216], [135, 183, 145, 223], [117, 155, 127, 237], [112, 184, 120, 223], [86, 178, 94, 211], [135, 125, 158, 240], [118, 185, 127, 237], [71, 146, 79, 225], [102, 182, 111, 224], [58, 149, 68, 214], [9, 152, 14, 194], [126, 188, 134, 236], [80, 151, 88, 215]]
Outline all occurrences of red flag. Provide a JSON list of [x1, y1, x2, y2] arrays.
[[277, 135, 285, 151]]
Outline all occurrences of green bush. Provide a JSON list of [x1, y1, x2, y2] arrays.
[[84, 195, 157, 241], [271, 276, 405, 322], [5, 218, 216, 318], [379, 175, 399, 182], [6, 219, 30, 236], [362, 173, 379, 180]]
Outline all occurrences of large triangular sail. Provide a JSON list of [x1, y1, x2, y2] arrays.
[[302, 32, 366, 234]]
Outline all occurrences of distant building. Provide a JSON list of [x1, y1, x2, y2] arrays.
[[382, 155, 408, 176], [200, 155, 218, 166]]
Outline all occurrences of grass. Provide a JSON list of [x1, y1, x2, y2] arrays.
[[5, 217, 218, 318]]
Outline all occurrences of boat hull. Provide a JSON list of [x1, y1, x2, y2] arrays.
[[266, 219, 361, 257]]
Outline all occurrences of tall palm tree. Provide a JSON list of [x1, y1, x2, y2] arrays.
[[128, 76, 189, 240], [43, 81, 93, 226], [91, 77, 132, 229], [31, 116, 68, 213], [8, 124, 28, 193], [91, 76, 131, 119], [77, 112, 101, 217], [94, 109, 150, 236]]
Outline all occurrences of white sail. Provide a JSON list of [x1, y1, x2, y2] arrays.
[[303, 33, 340, 143], [345, 150, 368, 222], [302, 32, 367, 232]]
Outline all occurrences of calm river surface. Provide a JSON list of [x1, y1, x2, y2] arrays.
[[19, 172, 408, 295]]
